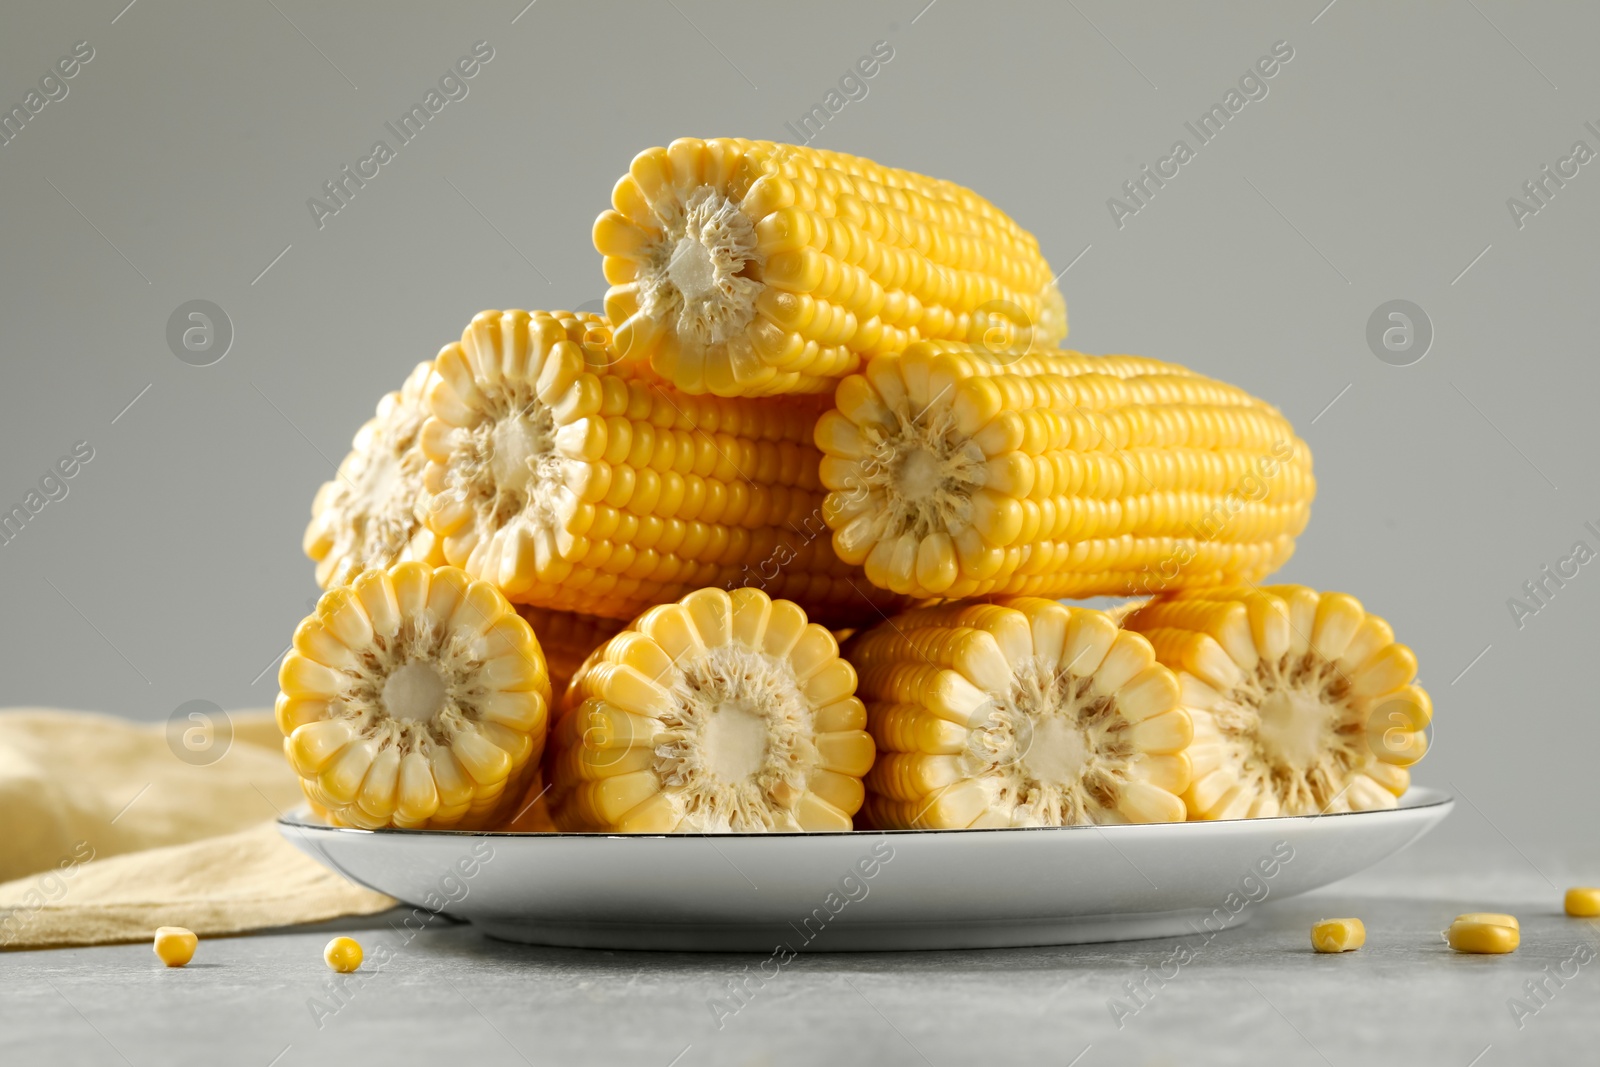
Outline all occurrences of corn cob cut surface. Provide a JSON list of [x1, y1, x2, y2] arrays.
[[1122, 584, 1428, 819], [517, 605, 628, 699], [277, 562, 552, 830], [304, 361, 444, 589], [817, 342, 1315, 600], [418, 308, 902, 625], [546, 588, 874, 832], [595, 138, 1065, 398], [849, 597, 1191, 829]]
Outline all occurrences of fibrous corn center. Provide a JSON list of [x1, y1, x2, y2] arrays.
[[326, 411, 427, 577], [967, 659, 1131, 825], [350, 449, 411, 553], [339, 616, 488, 757], [654, 644, 814, 830], [867, 410, 987, 541], [452, 394, 562, 534], [1216, 652, 1361, 813], [641, 187, 762, 350]]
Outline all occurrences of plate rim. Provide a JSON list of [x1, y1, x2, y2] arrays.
[[277, 785, 1453, 840]]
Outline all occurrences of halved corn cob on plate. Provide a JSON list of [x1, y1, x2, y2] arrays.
[[279, 787, 1449, 951]]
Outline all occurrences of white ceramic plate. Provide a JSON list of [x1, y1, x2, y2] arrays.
[[279, 787, 1451, 951]]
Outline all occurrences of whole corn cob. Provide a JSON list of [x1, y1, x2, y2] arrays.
[[516, 605, 627, 699], [850, 598, 1191, 829], [1122, 585, 1428, 818], [277, 562, 552, 830], [304, 361, 444, 589], [546, 587, 874, 832], [594, 138, 1066, 398], [418, 309, 902, 624], [816, 341, 1314, 600]]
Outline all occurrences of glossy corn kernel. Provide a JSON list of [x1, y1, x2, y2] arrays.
[[517, 605, 628, 699], [277, 562, 552, 831], [848, 598, 1190, 829], [305, 361, 445, 589], [1447, 917, 1519, 954], [153, 926, 197, 967], [596, 138, 1065, 397], [324, 936, 363, 972], [1564, 889, 1600, 917], [1123, 585, 1427, 820], [545, 587, 873, 832], [418, 309, 901, 625], [1311, 918, 1365, 953], [817, 342, 1314, 599]]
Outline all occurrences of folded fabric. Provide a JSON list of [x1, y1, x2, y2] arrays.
[[0, 708, 392, 950], [0, 822, 394, 948]]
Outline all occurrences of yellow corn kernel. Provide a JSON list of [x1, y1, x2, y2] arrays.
[[1564, 888, 1600, 917], [418, 309, 903, 625], [153, 926, 198, 967], [849, 597, 1189, 829], [596, 138, 1065, 398], [517, 605, 627, 699], [1447, 918, 1519, 954], [817, 342, 1315, 600], [1311, 918, 1365, 953], [1123, 585, 1425, 819], [278, 563, 552, 831], [324, 936, 363, 972], [305, 360, 444, 590], [546, 588, 872, 832]]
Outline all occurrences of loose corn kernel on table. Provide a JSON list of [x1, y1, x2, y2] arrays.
[[4, 838, 1596, 1065]]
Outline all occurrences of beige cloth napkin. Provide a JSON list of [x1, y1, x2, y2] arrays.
[[0, 708, 393, 950]]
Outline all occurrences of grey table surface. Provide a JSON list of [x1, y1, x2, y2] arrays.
[[2, 830, 1596, 1067]]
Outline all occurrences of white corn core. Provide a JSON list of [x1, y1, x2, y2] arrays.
[[859, 412, 986, 542], [656, 644, 815, 831], [1022, 714, 1091, 786], [449, 392, 564, 536], [382, 661, 448, 722], [667, 237, 720, 304], [318, 391, 430, 584], [639, 187, 762, 350], [895, 448, 945, 500], [335, 616, 487, 757], [1214, 653, 1367, 815], [1255, 687, 1333, 771], [966, 659, 1134, 826], [368, 447, 402, 500], [701, 701, 769, 783], [489, 415, 545, 489]]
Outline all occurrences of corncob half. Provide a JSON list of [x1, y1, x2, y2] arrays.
[[816, 342, 1315, 600], [277, 562, 552, 830], [1122, 585, 1428, 819], [850, 598, 1191, 829], [546, 588, 874, 832], [304, 361, 444, 589], [594, 138, 1066, 397], [418, 309, 901, 624]]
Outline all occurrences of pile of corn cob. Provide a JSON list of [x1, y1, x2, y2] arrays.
[[277, 138, 1428, 834]]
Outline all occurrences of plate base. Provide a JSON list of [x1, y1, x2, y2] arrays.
[[475, 908, 1253, 952]]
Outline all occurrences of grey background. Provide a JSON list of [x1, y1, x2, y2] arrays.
[[5, 0, 1596, 854], [4, 1, 1600, 1062]]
